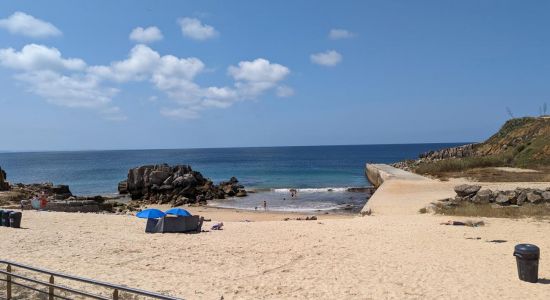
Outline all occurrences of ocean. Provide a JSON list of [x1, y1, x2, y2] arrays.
[[0, 143, 463, 212]]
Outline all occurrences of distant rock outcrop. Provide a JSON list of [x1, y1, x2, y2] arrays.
[[12, 182, 73, 200], [419, 144, 476, 161], [0, 167, 9, 191], [118, 164, 247, 206], [393, 117, 550, 172]]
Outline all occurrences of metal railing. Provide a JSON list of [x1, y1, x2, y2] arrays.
[[0, 260, 182, 300]]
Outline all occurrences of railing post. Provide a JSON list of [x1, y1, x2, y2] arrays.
[[49, 275, 55, 300], [113, 289, 119, 300], [6, 264, 11, 300]]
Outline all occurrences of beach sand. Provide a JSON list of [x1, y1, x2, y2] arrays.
[[1, 198, 550, 299], [1, 169, 550, 299]]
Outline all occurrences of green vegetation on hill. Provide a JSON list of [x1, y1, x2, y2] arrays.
[[475, 117, 550, 166], [412, 117, 550, 178]]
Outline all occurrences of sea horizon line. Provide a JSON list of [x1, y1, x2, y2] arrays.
[[0, 142, 472, 154]]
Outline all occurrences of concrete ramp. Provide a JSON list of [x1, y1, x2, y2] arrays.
[[365, 164, 429, 187], [362, 164, 455, 215]]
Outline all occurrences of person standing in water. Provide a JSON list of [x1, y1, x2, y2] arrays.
[[290, 188, 297, 198], [263, 200, 267, 211]]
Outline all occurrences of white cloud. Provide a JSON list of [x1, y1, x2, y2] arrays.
[[0, 44, 86, 71], [160, 107, 200, 119], [0, 43, 291, 120], [228, 58, 289, 83], [88, 44, 161, 82], [153, 57, 290, 118], [228, 58, 290, 98], [178, 17, 218, 40], [328, 29, 354, 40], [0, 44, 124, 120], [310, 50, 342, 67], [0, 11, 61, 38], [129, 26, 163, 43], [276, 85, 294, 97], [15, 70, 118, 109], [89, 44, 205, 84]]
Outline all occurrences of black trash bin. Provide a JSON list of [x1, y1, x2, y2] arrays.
[[513, 243, 540, 283], [1, 210, 12, 227], [9, 212, 22, 228]]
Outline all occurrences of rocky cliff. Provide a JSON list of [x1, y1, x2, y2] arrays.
[[118, 164, 247, 206], [420, 117, 549, 163], [398, 117, 550, 172]]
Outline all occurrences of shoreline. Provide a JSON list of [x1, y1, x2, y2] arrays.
[[143, 204, 356, 222]]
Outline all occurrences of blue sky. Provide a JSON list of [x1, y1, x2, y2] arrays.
[[0, 1, 548, 151]]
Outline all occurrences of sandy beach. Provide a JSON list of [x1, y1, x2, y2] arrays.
[[2, 175, 550, 299]]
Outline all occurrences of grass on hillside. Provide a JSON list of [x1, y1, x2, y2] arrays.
[[433, 202, 550, 219], [414, 154, 512, 175], [412, 117, 550, 179]]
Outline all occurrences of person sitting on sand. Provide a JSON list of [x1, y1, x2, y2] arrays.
[[39, 192, 48, 209], [211, 222, 224, 230]]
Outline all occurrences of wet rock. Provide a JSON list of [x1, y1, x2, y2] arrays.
[[542, 191, 550, 202], [236, 189, 247, 197]]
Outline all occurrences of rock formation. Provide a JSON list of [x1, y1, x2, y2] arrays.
[[394, 117, 550, 172], [0, 167, 9, 191], [419, 144, 476, 161], [118, 164, 247, 206], [438, 184, 550, 207], [12, 182, 73, 200]]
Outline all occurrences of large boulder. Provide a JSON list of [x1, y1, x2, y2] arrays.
[[495, 192, 511, 205], [218, 177, 245, 197], [472, 189, 492, 204], [526, 191, 542, 204], [119, 164, 246, 204], [516, 191, 528, 206], [454, 184, 481, 197], [51, 185, 72, 200]]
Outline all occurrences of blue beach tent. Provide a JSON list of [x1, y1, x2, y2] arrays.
[[165, 208, 192, 217], [136, 208, 166, 219]]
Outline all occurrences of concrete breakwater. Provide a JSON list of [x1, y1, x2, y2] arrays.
[[362, 164, 451, 215], [365, 164, 428, 188]]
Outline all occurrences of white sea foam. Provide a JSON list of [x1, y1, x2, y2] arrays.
[[208, 202, 346, 212], [272, 187, 351, 193]]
